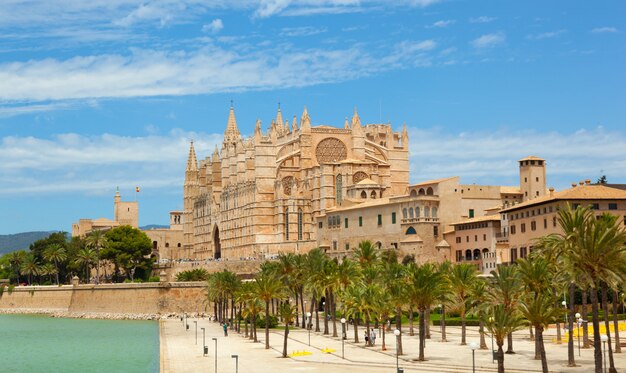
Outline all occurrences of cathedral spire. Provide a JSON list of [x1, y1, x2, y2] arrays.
[[292, 115, 298, 132], [344, 117, 349, 129], [212, 144, 220, 160], [186, 140, 198, 172], [351, 106, 362, 129], [300, 106, 311, 131], [224, 104, 240, 142], [275, 104, 284, 135]]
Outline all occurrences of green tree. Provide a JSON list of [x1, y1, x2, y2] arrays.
[[449, 263, 477, 345], [487, 264, 522, 354], [279, 302, 296, 357], [176, 268, 210, 281], [40, 263, 57, 284], [20, 253, 40, 285], [43, 244, 67, 285], [486, 304, 526, 373], [254, 270, 286, 349], [7, 250, 27, 284], [85, 230, 108, 284], [103, 226, 152, 281], [74, 248, 97, 282]]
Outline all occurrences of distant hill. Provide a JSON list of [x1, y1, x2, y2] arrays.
[[140, 224, 169, 230], [0, 231, 57, 255]]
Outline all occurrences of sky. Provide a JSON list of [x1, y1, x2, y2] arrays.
[[0, 0, 625, 234]]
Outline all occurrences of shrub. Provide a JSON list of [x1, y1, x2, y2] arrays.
[[433, 319, 480, 327], [176, 268, 210, 282], [147, 276, 160, 282], [0, 286, 4, 297], [255, 315, 278, 328], [8, 284, 14, 294]]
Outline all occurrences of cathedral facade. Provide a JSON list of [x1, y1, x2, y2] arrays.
[[182, 106, 410, 260]]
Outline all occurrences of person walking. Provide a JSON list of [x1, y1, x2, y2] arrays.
[[371, 329, 377, 346], [223, 322, 228, 336]]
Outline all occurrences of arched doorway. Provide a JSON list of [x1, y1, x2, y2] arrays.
[[213, 226, 221, 259]]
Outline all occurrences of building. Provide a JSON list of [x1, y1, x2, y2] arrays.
[[182, 105, 410, 260]]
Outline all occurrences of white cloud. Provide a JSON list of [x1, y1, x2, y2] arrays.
[[469, 16, 497, 24], [591, 27, 618, 34], [426, 19, 455, 28], [470, 32, 505, 49], [280, 26, 327, 37], [527, 29, 566, 40], [202, 19, 224, 33], [0, 40, 439, 103]]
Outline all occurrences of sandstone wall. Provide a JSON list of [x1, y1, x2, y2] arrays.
[[0, 282, 207, 315]]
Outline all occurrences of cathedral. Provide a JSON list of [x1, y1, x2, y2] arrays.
[[182, 105, 410, 260]]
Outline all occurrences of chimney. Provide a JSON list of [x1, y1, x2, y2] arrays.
[[549, 187, 554, 196], [585, 179, 591, 185], [579, 180, 584, 186], [571, 183, 577, 188]]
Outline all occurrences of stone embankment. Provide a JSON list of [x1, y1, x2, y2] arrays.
[[1, 307, 191, 320]]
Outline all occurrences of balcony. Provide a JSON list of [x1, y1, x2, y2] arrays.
[[495, 232, 509, 242], [401, 217, 439, 224]]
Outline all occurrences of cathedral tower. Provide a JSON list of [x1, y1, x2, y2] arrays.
[[519, 156, 546, 201]]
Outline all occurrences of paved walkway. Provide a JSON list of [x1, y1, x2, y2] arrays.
[[161, 318, 626, 372]]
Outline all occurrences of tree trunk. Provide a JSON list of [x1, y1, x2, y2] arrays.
[[395, 307, 403, 355], [282, 324, 289, 357], [613, 290, 621, 353], [418, 309, 426, 361], [601, 285, 616, 373], [534, 326, 540, 360], [479, 319, 487, 349], [323, 290, 329, 335], [300, 288, 306, 329], [568, 282, 576, 367], [366, 316, 371, 347], [382, 326, 386, 350], [314, 295, 320, 332], [295, 291, 299, 327], [331, 290, 338, 337], [409, 307, 414, 336], [353, 316, 359, 343], [442, 305, 447, 342], [497, 343, 505, 373], [590, 287, 603, 373], [461, 307, 467, 345], [506, 332, 514, 354], [537, 326, 549, 373], [244, 318, 249, 338], [529, 325, 535, 341], [253, 313, 258, 342], [556, 320, 562, 344], [582, 287, 590, 348], [265, 301, 270, 349]]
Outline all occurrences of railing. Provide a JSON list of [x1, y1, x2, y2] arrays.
[[401, 217, 439, 223], [495, 232, 509, 242]]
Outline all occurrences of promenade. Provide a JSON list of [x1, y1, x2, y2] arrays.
[[161, 318, 626, 373]]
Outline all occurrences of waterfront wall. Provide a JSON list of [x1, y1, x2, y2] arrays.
[[0, 282, 207, 315]]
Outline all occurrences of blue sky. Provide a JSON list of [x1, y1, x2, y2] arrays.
[[0, 1, 625, 234]]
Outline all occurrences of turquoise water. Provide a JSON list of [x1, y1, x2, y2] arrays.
[[0, 315, 159, 373]]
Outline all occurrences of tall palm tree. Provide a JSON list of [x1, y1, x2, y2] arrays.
[[353, 240, 378, 268], [469, 278, 490, 349], [43, 244, 67, 285], [74, 247, 97, 282], [279, 302, 296, 357], [487, 264, 522, 354], [486, 304, 526, 373], [449, 263, 477, 345], [7, 251, 26, 284], [254, 270, 286, 349], [408, 262, 445, 361], [40, 263, 57, 284], [85, 230, 107, 285], [20, 254, 41, 285]]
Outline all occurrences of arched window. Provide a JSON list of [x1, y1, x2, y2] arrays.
[[405, 226, 417, 235], [361, 191, 367, 199], [336, 174, 343, 204], [409, 208, 414, 218], [415, 206, 420, 218], [465, 249, 472, 261], [298, 208, 303, 240], [403, 208, 408, 219], [426, 187, 434, 195], [473, 249, 481, 261], [410, 189, 417, 197], [418, 188, 426, 195], [424, 206, 430, 218], [177, 243, 181, 247], [431, 207, 438, 218], [370, 191, 377, 199], [152, 241, 157, 251], [284, 208, 289, 241]]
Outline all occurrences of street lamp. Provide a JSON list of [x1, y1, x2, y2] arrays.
[[469, 342, 479, 373], [201, 327, 207, 356], [601, 334, 608, 373], [231, 354, 239, 373], [562, 300, 568, 326], [306, 312, 312, 346], [193, 321, 198, 344], [212, 337, 218, 373], [394, 329, 401, 373], [340, 318, 346, 359], [575, 313, 581, 356]]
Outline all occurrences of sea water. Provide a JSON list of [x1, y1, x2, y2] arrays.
[[0, 314, 159, 373]]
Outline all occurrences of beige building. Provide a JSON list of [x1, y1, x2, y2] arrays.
[[182, 106, 410, 260]]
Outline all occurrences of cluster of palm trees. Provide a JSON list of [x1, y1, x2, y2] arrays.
[[201, 204, 625, 373]]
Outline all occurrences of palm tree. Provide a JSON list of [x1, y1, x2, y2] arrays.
[[20, 254, 41, 285], [408, 262, 445, 361], [7, 251, 26, 284], [43, 244, 67, 285], [487, 264, 522, 354], [449, 263, 477, 345], [254, 270, 286, 349], [279, 302, 296, 357], [85, 230, 107, 285], [353, 240, 378, 268], [469, 278, 490, 349], [435, 261, 453, 342], [386, 262, 408, 354], [486, 304, 526, 373], [74, 247, 97, 282], [40, 263, 57, 284]]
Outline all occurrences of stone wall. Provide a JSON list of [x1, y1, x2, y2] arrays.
[[0, 282, 207, 315]]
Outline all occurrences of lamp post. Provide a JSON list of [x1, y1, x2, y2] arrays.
[[306, 312, 312, 346], [212, 337, 218, 373], [469, 342, 479, 373], [194, 321, 198, 344], [562, 300, 568, 327], [201, 327, 207, 356], [340, 318, 346, 359], [394, 329, 401, 373], [601, 334, 608, 373], [575, 313, 581, 356], [231, 354, 239, 373]]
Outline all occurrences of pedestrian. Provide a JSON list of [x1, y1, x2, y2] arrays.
[[364, 331, 369, 345], [223, 322, 228, 336], [371, 329, 376, 345]]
